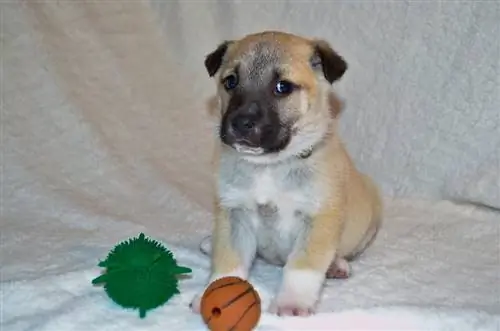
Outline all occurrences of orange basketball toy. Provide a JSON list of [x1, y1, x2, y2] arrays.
[[200, 276, 261, 331]]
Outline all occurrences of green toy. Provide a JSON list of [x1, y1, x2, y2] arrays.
[[92, 233, 192, 318]]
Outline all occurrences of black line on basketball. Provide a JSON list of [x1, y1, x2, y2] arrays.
[[228, 301, 258, 331], [203, 278, 245, 299], [221, 287, 253, 309], [251, 288, 260, 304]]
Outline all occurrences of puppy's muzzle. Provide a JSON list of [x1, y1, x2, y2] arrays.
[[220, 101, 290, 154]]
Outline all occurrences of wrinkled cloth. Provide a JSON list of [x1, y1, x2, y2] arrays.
[[2, 1, 499, 330]]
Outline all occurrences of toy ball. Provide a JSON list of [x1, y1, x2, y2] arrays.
[[92, 233, 192, 318], [200, 276, 261, 331]]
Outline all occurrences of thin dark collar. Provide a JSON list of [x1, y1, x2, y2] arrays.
[[297, 140, 324, 159], [296, 131, 332, 160], [297, 147, 314, 159]]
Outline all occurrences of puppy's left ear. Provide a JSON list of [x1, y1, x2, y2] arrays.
[[311, 40, 348, 84], [204, 41, 232, 77]]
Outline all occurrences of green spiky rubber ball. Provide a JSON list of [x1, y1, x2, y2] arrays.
[[92, 233, 192, 318]]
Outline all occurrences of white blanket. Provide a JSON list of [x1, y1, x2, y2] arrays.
[[3, 1, 500, 330], [3, 199, 500, 330]]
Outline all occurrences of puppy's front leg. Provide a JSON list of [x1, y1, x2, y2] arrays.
[[190, 206, 257, 313], [270, 198, 345, 317]]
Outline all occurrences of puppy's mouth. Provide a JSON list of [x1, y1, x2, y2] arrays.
[[219, 117, 292, 156], [232, 144, 266, 155], [221, 128, 292, 155]]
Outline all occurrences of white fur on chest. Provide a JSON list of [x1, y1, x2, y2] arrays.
[[218, 157, 322, 264], [251, 169, 306, 229], [219, 166, 318, 223]]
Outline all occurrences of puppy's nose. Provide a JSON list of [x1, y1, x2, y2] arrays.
[[232, 114, 256, 134], [231, 103, 263, 136]]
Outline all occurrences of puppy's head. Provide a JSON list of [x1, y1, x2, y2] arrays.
[[204, 31, 347, 163]]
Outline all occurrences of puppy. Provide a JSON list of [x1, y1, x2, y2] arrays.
[[190, 31, 382, 317]]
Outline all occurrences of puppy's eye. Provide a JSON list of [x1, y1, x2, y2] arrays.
[[275, 80, 294, 95], [222, 74, 238, 91]]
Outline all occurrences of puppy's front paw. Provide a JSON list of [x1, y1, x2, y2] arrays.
[[189, 267, 248, 314], [269, 294, 315, 317], [269, 269, 324, 317]]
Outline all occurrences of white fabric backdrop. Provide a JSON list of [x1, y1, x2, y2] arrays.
[[146, 0, 500, 205], [2, 1, 500, 330]]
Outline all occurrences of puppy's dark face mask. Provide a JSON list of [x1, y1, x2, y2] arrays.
[[218, 81, 292, 155], [204, 32, 347, 161]]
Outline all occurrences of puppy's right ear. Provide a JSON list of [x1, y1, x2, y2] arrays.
[[204, 41, 232, 77]]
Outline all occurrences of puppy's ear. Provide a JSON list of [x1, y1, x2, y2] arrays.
[[311, 40, 347, 84], [204, 41, 232, 77]]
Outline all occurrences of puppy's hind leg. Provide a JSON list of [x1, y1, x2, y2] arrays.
[[326, 256, 351, 279], [199, 235, 212, 255]]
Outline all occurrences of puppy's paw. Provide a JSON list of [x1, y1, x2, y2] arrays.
[[189, 293, 203, 314], [268, 297, 315, 317], [326, 257, 351, 279], [199, 235, 212, 256], [269, 269, 324, 317], [190, 267, 248, 314]]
